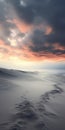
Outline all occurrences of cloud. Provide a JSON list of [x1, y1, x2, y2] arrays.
[[8, 0, 65, 57], [23, 28, 65, 57], [0, 0, 25, 47], [0, 1, 6, 22], [0, 0, 65, 61]]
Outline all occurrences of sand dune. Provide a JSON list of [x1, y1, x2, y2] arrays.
[[0, 68, 65, 130]]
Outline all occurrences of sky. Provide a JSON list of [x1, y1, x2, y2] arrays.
[[0, 0, 65, 70]]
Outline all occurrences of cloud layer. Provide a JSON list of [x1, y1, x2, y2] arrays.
[[0, 0, 65, 61]]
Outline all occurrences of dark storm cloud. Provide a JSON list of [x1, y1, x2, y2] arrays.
[[27, 29, 65, 56], [29, 29, 47, 52], [9, 0, 65, 29], [8, 0, 65, 55], [8, 0, 47, 24]]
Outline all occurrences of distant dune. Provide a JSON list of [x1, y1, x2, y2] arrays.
[[0, 68, 38, 81]]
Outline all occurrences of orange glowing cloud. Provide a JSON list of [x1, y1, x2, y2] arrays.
[[0, 38, 65, 62], [13, 19, 33, 33], [0, 40, 4, 45], [45, 26, 53, 35], [53, 43, 65, 51]]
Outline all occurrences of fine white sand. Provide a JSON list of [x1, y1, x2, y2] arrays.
[[0, 69, 65, 130]]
